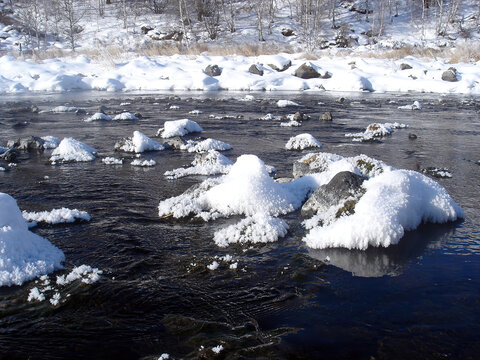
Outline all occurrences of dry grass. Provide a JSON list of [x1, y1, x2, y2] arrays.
[[5, 39, 480, 64]]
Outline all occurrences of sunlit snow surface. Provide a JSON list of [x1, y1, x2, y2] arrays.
[[159, 153, 464, 249], [0, 193, 65, 287], [22, 208, 91, 225], [1, 54, 479, 94], [160, 119, 203, 138]]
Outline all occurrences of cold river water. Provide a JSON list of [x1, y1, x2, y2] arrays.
[[0, 91, 479, 359]]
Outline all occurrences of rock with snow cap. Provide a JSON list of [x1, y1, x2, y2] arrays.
[[301, 171, 366, 217]]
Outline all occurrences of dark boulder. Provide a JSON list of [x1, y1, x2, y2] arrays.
[[7, 136, 45, 151], [204, 64, 222, 77], [0, 148, 19, 162], [320, 112, 332, 121], [301, 171, 365, 217], [281, 28, 294, 37], [441, 67, 458, 82], [294, 63, 320, 79], [268, 60, 291, 72], [400, 63, 412, 70], [248, 64, 264, 76]]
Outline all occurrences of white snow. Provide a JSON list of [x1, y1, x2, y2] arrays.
[[260, 113, 275, 120], [180, 138, 232, 153], [27, 287, 46, 302], [212, 345, 224, 354], [398, 101, 423, 110], [50, 138, 97, 163], [50, 106, 79, 113], [158, 354, 170, 360], [207, 261, 219, 270], [160, 119, 203, 138], [285, 133, 322, 150], [0, 193, 65, 287], [345, 122, 408, 142], [164, 150, 233, 179], [280, 120, 301, 127], [112, 112, 138, 120], [189, 109, 203, 115], [102, 157, 123, 165], [85, 112, 113, 122], [131, 159, 156, 167], [22, 208, 91, 225], [119, 131, 165, 153], [49, 292, 61, 306], [41, 136, 61, 149], [0, 54, 479, 95], [214, 214, 289, 247], [277, 99, 301, 108]]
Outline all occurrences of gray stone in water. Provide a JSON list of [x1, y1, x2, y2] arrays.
[[400, 63, 412, 70], [98, 105, 109, 114], [441, 68, 458, 82], [408, 133, 418, 140], [301, 171, 365, 217], [7, 136, 45, 151], [164, 136, 187, 150], [320, 112, 333, 121], [204, 64, 222, 77], [294, 63, 320, 79], [75, 108, 87, 115], [248, 64, 264, 76], [293, 161, 312, 179], [293, 112, 309, 121], [0, 148, 19, 162]]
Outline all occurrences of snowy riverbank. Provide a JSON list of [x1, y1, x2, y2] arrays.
[[1, 53, 479, 95]]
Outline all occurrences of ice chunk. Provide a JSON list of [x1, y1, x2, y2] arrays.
[[398, 101, 422, 110], [180, 138, 232, 153], [285, 133, 322, 150], [131, 159, 156, 167], [22, 208, 90, 225], [160, 119, 203, 138], [113, 112, 139, 120], [85, 112, 113, 122], [207, 261, 219, 270], [214, 214, 289, 247], [50, 106, 79, 113], [27, 287, 46, 302], [102, 157, 123, 165], [345, 122, 408, 142], [50, 138, 97, 163], [56, 264, 102, 285], [0, 193, 65, 287], [164, 150, 233, 179], [277, 99, 301, 108]]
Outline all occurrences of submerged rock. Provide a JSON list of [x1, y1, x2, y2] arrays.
[[320, 112, 333, 121], [301, 171, 365, 217], [7, 136, 45, 151], [0, 148, 19, 162]]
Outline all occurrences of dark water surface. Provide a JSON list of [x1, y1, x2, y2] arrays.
[[0, 91, 479, 359]]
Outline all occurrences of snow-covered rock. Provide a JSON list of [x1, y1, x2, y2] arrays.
[[159, 119, 203, 138], [0, 193, 65, 287], [50, 138, 97, 163], [131, 159, 156, 167], [345, 122, 408, 142], [277, 99, 301, 108], [285, 133, 322, 150], [113, 112, 139, 120], [180, 138, 232, 153], [164, 150, 233, 179], [85, 112, 113, 122], [102, 157, 123, 165], [41, 136, 60, 149], [116, 131, 165, 153]]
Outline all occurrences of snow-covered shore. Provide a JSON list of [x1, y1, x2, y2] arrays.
[[0, 53, 479, 95]]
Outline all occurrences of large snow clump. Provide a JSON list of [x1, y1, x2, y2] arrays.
[[0, 193, 65, 286], [118, 131, 165, 153], [285, 133, 322, 150], [50, 138, 97, 163]]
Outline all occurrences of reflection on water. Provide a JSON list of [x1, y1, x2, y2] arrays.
[[308, 222, 461, 277], [0, 91, 479, 359]]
